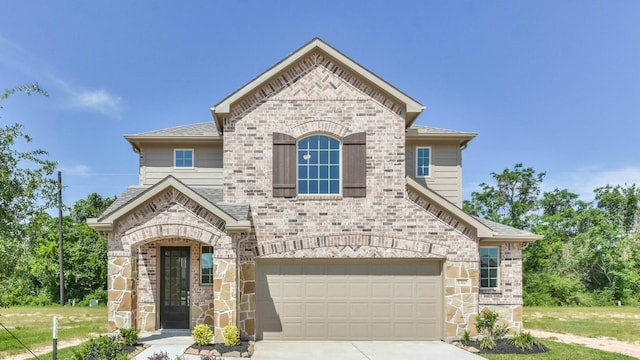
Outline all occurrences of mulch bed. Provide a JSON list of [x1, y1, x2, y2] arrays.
[[457, 339, 549, 355], [184, 341, 252, 358]]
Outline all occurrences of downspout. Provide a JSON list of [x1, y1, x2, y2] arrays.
[[236, 232, 250, 335]]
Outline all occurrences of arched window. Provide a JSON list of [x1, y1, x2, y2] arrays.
[[297, 135, 341, 194]]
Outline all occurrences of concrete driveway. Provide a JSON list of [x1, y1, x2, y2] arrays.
[[251, 341, 484, 360]]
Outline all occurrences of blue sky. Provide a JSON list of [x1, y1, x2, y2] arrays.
[[1, 0, 639, 208]]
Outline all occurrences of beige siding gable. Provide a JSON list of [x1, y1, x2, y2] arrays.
[[406, 140, 463, 206], [140, 144, 223, 187]]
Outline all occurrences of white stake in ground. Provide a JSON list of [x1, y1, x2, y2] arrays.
[[53, 316, 58, 360]]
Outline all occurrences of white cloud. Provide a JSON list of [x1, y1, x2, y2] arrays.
[[544, 165, 640, 201], [72, 89, 124, 117], [0, 35, 124, 118], [51, 76, 124, 118]]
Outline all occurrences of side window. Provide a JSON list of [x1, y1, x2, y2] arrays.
[[297, 135, 341, 195], [480, 246, 499, 289], [174, 149, 194, 168], [201, 246, 213, 284], [416, 147, 431, 177]]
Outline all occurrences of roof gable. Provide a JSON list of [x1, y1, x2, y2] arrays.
[[88, 176, 249, 232], [211, 38, 425, 132], [406, 177, 541, 241]]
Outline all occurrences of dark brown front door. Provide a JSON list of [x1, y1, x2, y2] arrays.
[[160, 247, 190, 329]]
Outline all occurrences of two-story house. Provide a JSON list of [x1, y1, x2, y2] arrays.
[[88, 38, 539, 343]]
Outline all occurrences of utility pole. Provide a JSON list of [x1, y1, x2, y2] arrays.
[[58, 171, 64, 305]]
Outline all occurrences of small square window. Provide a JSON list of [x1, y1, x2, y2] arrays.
[[201, 246, 213, 284], [175, 149, 194, 168]]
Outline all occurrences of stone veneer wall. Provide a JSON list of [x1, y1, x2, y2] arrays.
[[107, 255, 135, 332]]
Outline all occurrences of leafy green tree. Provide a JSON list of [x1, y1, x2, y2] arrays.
[[28, 193, 114, 304], [0, 83, 57, 306], [71, 192, 116, 223], [464, 163, 545, 230], [594, 184, 639, 234]]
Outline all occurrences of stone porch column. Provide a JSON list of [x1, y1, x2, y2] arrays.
[[213, 256, 237, 343], [107, 252, 135, 332]]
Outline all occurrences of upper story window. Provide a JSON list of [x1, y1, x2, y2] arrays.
[[416, 147, 431, 177], [272, 132, 365, 198], [174, 149, 194, 168], [297, 135, 340, 195], [480, 246, 499, 289]]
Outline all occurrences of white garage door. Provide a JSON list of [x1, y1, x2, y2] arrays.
[[256, 259, 442, 340]]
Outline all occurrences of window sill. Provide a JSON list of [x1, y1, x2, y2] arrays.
[[479, 288, 502, 294], [296, 195, 343, 200]]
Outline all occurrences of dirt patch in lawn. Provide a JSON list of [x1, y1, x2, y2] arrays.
[[7, 338, 86, 360], [529, 329, 640, 359]]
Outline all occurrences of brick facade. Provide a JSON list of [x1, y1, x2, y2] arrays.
[[99, 42, 528, 341]]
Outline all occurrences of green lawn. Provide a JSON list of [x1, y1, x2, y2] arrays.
[[482, 339, 637, 360], [0, 305, 107, 358], [524, 306, 640, 343]]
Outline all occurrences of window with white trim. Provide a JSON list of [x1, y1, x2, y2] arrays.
[[416, 147, 431, 177], [201, 246, 213, 284], [480, 246, 499, 289], [297, 135, 341, 195], [174, 149, 194, 168]]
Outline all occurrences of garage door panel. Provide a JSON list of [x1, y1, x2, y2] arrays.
[[257, 259, 442, 340]]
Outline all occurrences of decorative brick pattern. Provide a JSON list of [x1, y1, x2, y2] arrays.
[[407, 188, 476, 239], [255, 234, 447, 258], [229, 53, 405, 122]]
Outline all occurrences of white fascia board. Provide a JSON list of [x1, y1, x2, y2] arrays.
[[406, 177, 494, 238]]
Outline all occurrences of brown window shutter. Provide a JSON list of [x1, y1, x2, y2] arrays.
[[343, 132, 366, 197], [273, 133, 297, 197]]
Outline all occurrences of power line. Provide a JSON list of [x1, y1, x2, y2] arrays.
[[0, 319, 41, 360]]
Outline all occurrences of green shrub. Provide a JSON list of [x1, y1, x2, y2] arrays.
[[524, 273, 584, 306], [73, 334, 126, 360], [475, 310, 499, 337], [192, 324, 213, 346], [461, 329, 471, 343], [223, 325, 240, 347], [78, 289, 109, 306], [119, 327, 140, 346], [508, 332, 540, 351], [479, 336, 495, 350]]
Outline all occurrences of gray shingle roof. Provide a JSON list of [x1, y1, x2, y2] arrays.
[[473, 217, 536, 237], [101, 185, 249, 222], [127, 122, 219, 137], [407, 125, 474, 135]]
